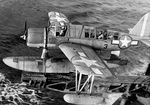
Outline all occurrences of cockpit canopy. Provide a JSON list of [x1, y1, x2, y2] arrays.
[[48, 12, 69, 37]]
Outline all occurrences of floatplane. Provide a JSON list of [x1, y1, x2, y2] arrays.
[[3, 11, 150, 105]]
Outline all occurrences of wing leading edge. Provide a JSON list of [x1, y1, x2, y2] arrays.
[[59, 43, 116, 78]]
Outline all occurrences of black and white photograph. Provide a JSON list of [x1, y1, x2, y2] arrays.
[[0, 0, 150, 105]]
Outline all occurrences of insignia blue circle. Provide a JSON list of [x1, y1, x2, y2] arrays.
[[118, 35, 132, 49]]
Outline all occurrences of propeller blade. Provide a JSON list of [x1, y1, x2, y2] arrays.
[[41, 48, 48, 59], [20, 21, 28, 40], [42, 56, 47, 74], [41, 27, 48, 74]]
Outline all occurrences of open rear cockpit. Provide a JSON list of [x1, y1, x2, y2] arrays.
[[68, 24, 120, 40]]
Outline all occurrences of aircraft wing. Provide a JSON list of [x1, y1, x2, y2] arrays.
[[59, 43, 116, 78]]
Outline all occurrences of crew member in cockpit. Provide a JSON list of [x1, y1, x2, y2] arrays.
[[48, 11, 69, 37], [54, 21, 67, 37], [97, 29, 108, 40], [59, 22, 67, 36]]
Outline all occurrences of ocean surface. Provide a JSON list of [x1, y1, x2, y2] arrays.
[[0, 0, 150, 105]]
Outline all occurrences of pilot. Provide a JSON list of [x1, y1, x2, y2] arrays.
[[103, 29, 108, 40], [59, 22, 67, 36], [56, 24, 61, 36], [49, 21, 67, 37]]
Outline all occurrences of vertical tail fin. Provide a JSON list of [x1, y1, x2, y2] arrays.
[[129, 12, 150, 46], [129, 12, 150, 38]]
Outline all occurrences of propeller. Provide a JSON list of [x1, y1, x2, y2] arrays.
[[20, 21, 28, 40], [41, 27, 48, 74]]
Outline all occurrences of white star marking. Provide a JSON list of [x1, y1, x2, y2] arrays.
[[74, 56, 101, 67], [112, 35, 138, 49], [119, 36, 131, 48]]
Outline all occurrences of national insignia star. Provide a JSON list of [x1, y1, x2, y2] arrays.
[[119, 36, 131, 48]]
